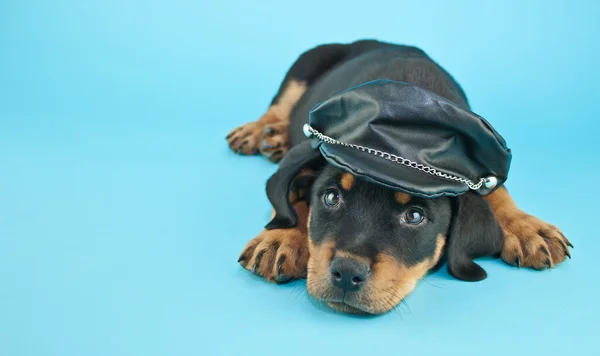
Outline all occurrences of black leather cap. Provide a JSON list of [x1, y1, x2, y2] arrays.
[[304, 79, 512, 198]]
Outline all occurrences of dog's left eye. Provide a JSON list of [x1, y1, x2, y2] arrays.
[[324, 189, 340, 207], [404, 208, 425, 225]]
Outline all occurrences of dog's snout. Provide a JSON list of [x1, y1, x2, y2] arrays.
[[330, 257, 370, 292]]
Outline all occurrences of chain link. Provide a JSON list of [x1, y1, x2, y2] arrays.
[[306, 125, 485, 190]]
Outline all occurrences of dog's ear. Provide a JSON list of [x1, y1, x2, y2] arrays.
[[264, 141, 322, 230], [446, 192, 504, 281]]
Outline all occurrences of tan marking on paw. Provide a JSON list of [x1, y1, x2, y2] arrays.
[[226, 80, 305, 160], [238, 202, 310, 283], [259, 121, 289, 163], [485, 187, 572, 270], [271, 80, 307, 120], [226, 111, 278, 155]]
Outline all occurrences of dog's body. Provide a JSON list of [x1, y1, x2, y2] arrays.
[[228, 40, 572, 314]]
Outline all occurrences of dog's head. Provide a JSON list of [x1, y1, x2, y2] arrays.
[[266, 142, 504, 315]]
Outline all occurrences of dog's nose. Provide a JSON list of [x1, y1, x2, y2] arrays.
[[330, 257, 370, 292]]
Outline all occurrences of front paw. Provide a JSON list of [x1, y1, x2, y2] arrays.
[[500, 212, 573, 270], [238, 228, 308, 283], [226, 111, 281, 156], [226, 122, 263, 155], [259, 122, 289, 163]]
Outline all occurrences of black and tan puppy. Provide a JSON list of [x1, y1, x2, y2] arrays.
[[227, 40, 572, 314]]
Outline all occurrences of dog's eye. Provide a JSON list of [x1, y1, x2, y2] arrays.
[[404, 208, 425, 225], [324, 189, 340, 207]]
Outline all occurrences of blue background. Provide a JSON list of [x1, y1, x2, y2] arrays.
[[1, 1, 599, 355]]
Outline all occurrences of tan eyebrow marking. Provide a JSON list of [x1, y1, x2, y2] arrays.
[[340, 173, 356, 191], [395, 192, 412, 204]]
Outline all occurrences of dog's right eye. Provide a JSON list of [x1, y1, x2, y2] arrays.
[[403, 208, 425, 225], [324, 189, 340, 207]]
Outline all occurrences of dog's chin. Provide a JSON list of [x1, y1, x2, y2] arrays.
[[327, 301, 372, 315], [315, 291, 407, 315], [307, 279, 401, 315]]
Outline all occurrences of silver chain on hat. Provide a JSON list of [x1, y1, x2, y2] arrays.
[[303, 124, 497, 191]]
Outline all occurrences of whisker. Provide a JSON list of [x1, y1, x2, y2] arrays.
[[387, 278, 419, 288], [290, 282, 307, 300], [421, 277, 443, 289], [401, 299, 411, 315], [385, 287, 405, 317]]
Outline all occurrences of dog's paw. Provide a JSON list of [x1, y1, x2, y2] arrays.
[[259, 122, 289, 163], [226, 122, 263, 155], [500, 212, 573, 270], [238, 228, 309, 283], [226, 111, 281, 156]]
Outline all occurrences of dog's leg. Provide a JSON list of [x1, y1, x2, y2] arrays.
[[226, 43, 349, 162], [238, 200, 310, 283], [484, 186, 573, 269]]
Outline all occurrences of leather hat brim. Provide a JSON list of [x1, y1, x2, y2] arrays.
[[319, 143, 468, 198]]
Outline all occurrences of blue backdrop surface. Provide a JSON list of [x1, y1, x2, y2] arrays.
[[1, 1, 599, 355]]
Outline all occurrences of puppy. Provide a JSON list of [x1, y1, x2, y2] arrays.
[[227, 40, 572, 314]]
